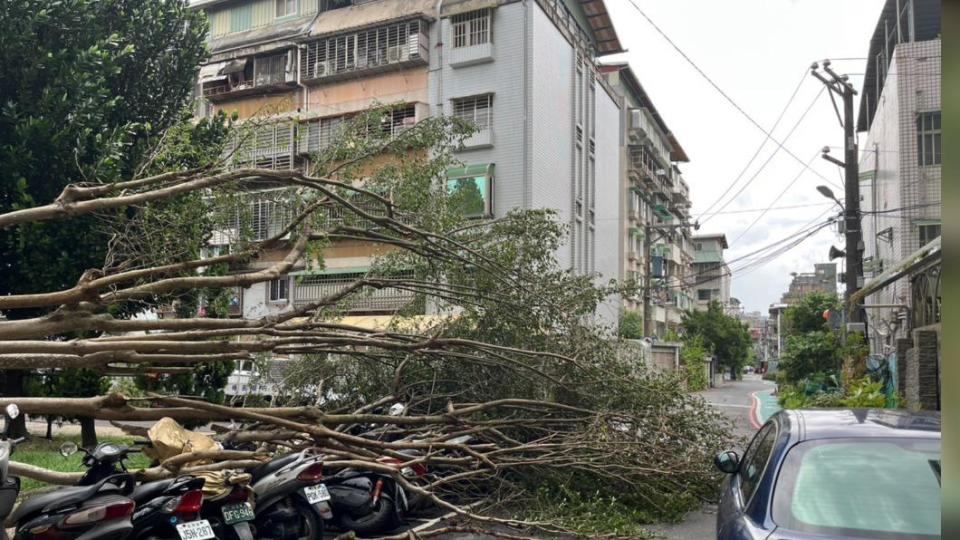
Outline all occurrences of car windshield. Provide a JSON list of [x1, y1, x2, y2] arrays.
[[772, 438, 940, 539]]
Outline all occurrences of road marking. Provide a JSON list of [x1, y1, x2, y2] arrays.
[[705, 403, 751, 408], [748, 391, 762, 430]]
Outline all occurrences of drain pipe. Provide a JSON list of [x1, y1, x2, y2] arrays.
[[435, 0, 445, 116]]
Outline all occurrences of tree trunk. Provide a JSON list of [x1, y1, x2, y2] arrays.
[[79, 416, 97, 448], [3, 371, 27, 438], [45, 417, 53, 440]]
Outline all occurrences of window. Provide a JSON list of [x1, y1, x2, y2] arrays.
[[269, 277, 289, 303], [918, 223, 941, 246], [739, 422, 777, 506], [300, 20, 425, 81], [254, 52, 289, 87], [771, 438, 941, 538], [275, 0, 297, 18], [917, 111, 941, 166], [446, 164, 493, 218], [698, 289, 711, 301], [452, 95, 492, 130], [452, 9, 491, 48]]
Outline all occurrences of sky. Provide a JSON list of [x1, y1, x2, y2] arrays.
[[601, 0, 886, 313]]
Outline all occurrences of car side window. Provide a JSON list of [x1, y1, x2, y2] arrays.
[[739, 422, 776, 506]]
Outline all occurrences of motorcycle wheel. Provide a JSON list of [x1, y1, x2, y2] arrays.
[[336, 495, 400, 536], [294, 501, 322, 540]]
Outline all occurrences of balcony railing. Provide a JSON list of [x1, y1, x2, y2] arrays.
[[301, 20, 428, 83], [293, 272, 417, 313]]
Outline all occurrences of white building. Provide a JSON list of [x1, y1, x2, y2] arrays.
[[856, 0, 940, 353]]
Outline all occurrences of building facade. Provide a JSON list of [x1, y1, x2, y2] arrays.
[[779, 263, 837, 305], [856, 0, 940, 354], [691, 234, 730, 311], [601, 64, 694, 338], [190, 0, 628, 398]]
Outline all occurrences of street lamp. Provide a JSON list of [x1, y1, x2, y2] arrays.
[[815, 185, 843, 209]]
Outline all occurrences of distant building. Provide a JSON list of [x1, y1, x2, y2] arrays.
[[692, 234, 730, 311], [601, 63, 695, 338], [767, 303, 789, 373], [857, 0, 941, 352], [738, 310, 769, 369], [779, 263, 837, 305]]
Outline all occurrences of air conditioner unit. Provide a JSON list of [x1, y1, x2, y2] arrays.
[[386, 46, 407, 63], [313, 60, 333, 77], [408, 33, 425, 59]]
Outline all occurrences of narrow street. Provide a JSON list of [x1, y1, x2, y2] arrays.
[[649, 375, 777, 540]]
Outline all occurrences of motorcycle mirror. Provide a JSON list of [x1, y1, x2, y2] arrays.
[[5, 404, 19, 420], [59, 441, 79, 458]]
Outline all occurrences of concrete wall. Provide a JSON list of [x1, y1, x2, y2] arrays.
[[860, 39, 941, 351], [593, 82, 623, 327], [903, 325, 940, 410]]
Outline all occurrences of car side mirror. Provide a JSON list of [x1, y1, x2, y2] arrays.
[[714, 450, 740, 474], [59, 441, 78, 458]]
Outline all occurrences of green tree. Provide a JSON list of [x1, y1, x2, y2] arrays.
[[0, 0, 209, 438], [786, 292, 840, 334], [681, 301, 751, 379], [618, 310, 644, 339]]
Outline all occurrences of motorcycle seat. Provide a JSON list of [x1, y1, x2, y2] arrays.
[[9, 476, 128, 524], [131, 478, 175, 504], [132, 475, 204, 504], [249, 453, 300, 483]]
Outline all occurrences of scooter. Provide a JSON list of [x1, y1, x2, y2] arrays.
[[0, 404, 24, 539], [246, 449, 328, 540], [323, 464, 408, 535], [7, 414, 136, 540], [57, 440, 216, 540]]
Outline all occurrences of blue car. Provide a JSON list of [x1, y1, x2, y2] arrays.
[[715, 409, 940, 539]]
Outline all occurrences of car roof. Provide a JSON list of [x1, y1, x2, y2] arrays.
[[777, 409, 940, 441]]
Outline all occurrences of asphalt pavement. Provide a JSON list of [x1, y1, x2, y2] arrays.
[[648, 374, 777, 540]]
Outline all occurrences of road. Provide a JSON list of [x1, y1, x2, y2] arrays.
[[649, 375, 777, 540]]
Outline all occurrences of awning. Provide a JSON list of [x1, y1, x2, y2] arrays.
[[446, 163, 493, 178], [220, 59, 248, 75], [198, 61, 228, 82]]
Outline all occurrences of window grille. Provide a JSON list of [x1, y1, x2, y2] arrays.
[[276, 0, 297, 18], [452, 9, 491, 48], [269, 276, 289, 302], [300, 20, 424, 81], [916, 111, 941, 166], [293, 271, 417, 312], [382, 105, 417, 136], [254, 53, 288, 87], [452, 95, 492, 130], [225, 122, 295, 170]]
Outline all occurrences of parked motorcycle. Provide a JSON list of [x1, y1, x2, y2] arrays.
[[0, 404, 24, 539], [323, 463, 408, 535], [57, 440, 215, 540], [246, 449, 328, 540]]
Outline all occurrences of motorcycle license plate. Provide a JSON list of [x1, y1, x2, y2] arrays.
[[221, 502, 255, 524], [176, 520, 215, 540], [303, 483, 331, 503]]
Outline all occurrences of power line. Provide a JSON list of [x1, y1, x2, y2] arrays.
[[702, 86, 828, 225], [694, 201, 833, 217], [730, 150, 820, 245], [696, 70, 808, 221], [622, 0, 837, 197]]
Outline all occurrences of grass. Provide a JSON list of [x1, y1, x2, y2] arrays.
[[13, 435, 153, 493]]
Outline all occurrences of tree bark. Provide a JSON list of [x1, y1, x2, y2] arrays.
[[45, 417, 53, 439], [79, 416, 97, 448]]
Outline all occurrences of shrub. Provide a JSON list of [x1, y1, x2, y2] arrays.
[[840, 377, 886, 408], [619, 310, 644, 340]]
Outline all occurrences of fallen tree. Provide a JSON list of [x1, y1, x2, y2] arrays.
[[0, 107, 733, 537]]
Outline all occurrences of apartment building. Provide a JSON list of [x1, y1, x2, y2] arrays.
[[601, 63, 694, 337], [856, 0, 941, 352], [190, 0, 627, 397], [779, 263, 837, 305], [691, 234, 730, 311]]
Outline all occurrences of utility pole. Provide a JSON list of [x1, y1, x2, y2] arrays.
[[811, 60, 865, 327], [642, 220, 695, 337]]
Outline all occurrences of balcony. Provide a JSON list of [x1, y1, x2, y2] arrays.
[[449, 42, 494, 68], [461, 127, 493, 149], [300, 20, 428, 84], [293, 271, 418, 313], [200, 51, 297, 102]]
